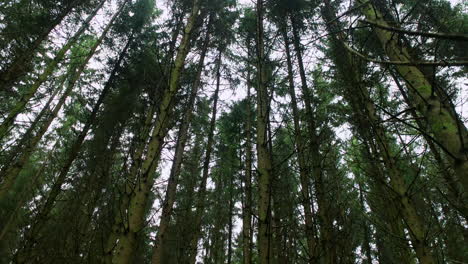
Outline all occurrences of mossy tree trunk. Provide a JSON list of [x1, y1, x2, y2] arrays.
[[0, 0, 106, 142], [151, 19, 211, 263], [0, 6, 124, 200], [324, 2, 437, 263], [357, 0, 468, 196], [255, 1, 274, 263], [111, 1, 202, 262]]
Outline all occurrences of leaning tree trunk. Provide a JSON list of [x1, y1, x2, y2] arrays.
[[103, 103, 157, 264], [0, 0, 85, 93], [0, 75, 65, 174], [0, 0, 106, 142], [14, 29, 133, 264], [0, 9, 124, 201], [151, 18, 211, 263], [390, 72, 468, 221], [356, 0, 468, 196], [111, 1, 201, 262], [323, 2, 437, 263]]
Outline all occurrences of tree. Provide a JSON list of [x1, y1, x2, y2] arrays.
[[1, 0, 467, 263]]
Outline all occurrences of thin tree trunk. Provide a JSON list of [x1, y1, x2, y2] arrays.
[[363, 143, 415, 264], [290, 14, 336, 264], [209, 183, 224, 264], [227, 171, 234, 264], [176, 132, 205, 263], [0, 73, 72, 201], [0, 12, 122, 200], [256, 1, 273, 263], [15, 29, 132, 263], [358, 183, 373, 264], [0, 140, 58, 241], [0, 75, 65, 170], [0, 0, 106, 142], [280, 24, 317, 263], [187, 48, 223, 264], [0, 0, 83, 93], [242, 39, 253, 264], [111, 1, 202, 262], [151, 19, 211, 263]]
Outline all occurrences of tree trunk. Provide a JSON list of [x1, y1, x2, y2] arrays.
[[357, 0, 468, 196], [151, 19, 211, 263], [242, 59, 253, 264], [14, 29, 132, 263], [227, 171, 234, 264], [103, 103, 157, 264], [187, 48, 222, 264], [255, 1, 273, 263], [323, 2, 436, 263], [0, 0, 106, 142], [391, 72, 468, 221], [290, 14, 336, 264], [358, 183, 373, 264], [280, 24, 317, 263], [0, 10, 122, 200], [0, 74, 65, 173], [0, 0, 84, 93], [111, 1, 201, 262]]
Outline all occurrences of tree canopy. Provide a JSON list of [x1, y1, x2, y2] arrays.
[[0, 0, 467, 263]]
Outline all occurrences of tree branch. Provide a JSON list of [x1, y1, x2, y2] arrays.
[[343, 42, 468, 66], [325, 0, 370, 25], [360, 19, 468, 41]]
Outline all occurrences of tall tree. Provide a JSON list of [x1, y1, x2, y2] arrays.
[[0, 0, 107, 142], [151, 17, 212, 263], [110, 0, 203, 262], [356, 0, 468, 194], [255, 1, 274, 263]]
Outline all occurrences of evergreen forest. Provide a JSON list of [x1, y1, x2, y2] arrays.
[[0, 0, 467, 263]]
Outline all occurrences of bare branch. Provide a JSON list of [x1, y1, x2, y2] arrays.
[[342, 42, 468, 66], [360, 19, 468, 41]]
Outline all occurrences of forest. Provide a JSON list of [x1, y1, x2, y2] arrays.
[[0, 0, 467, 263]]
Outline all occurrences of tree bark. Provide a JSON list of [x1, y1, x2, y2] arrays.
[[255, 1, 273, 263], [14, 27, 132, 263], [151, 18, 211, 263], [187, 48, 222, 264], [280, 23, 317, 263], [103, 103, 157, 264], [290, 14, 337, 264], [111, 1, 202, 262], [323, 2, 436, 263], [0, 0, 84, 93], [357, 0, 468, 197], [242, 45, 253, 264], [0, 0, 106, 142], [0, 10, 123, 200]]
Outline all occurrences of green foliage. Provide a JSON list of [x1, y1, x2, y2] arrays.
[[1, 0, 467, 263]]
